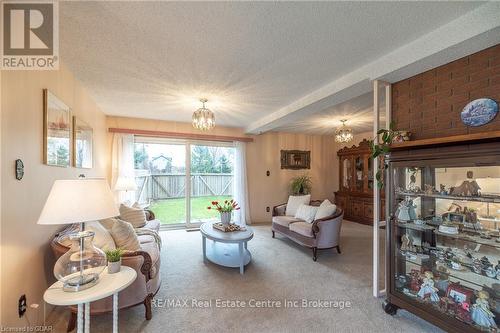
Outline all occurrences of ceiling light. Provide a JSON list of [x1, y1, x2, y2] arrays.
[[192, 98, 215, 130], [335, 119, 353, 143]]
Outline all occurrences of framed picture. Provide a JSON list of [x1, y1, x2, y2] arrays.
[[73, 117, 93, 169], [43, 89, 71, 167], [280, 150, 310, 170], [444, 212, 465, 224], [446, 283, 473, 306]]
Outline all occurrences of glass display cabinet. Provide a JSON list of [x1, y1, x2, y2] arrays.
[[384, 144, 500, 332]]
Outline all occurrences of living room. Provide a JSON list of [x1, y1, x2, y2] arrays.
[[1, 2, 500, 333]]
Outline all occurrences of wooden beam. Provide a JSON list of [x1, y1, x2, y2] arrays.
[[108, 127, 254, 143]]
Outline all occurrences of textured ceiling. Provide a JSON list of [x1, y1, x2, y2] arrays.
[[60, 1, 483, 132], [273, 92, 383, 135]]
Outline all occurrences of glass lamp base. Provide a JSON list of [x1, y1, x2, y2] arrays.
[[63, 272, 100, 292]]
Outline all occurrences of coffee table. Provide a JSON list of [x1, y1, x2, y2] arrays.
[[200, 222, 254, 274]]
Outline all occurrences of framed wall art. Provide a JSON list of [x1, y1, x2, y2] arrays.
[[43, 89, 71, 167], [73, 117, 93, 169], [280, 150, 310, 170]]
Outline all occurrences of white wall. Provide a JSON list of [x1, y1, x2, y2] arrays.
[[0, 64, 109, 327]]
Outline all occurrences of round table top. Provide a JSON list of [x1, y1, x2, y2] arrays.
[[200, 222, 254, 243], [44, 266, 137, 306]]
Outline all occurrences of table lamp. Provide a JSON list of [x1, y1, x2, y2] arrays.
[[114, 176, 138, 204], [38, 179, 119, 292]]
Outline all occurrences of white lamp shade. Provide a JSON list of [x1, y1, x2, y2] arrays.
[[114, 176, 138, 191], [37, 179, 119, 225]]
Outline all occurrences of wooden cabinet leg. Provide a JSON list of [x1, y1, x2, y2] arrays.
[[144, 293, 153, 320]]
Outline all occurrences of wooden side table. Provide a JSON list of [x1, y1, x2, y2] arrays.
[[44, 266, 137, 333]]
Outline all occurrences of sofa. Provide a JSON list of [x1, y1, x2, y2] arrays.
[[272, 200, 344, 261], [51, 210, 161, 332]]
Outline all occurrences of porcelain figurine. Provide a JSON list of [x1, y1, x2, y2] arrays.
[[439, 184, 448, 195], [396, 198, 417, 221], [450, 171, 481, 197], [424, 184, 437, 195], [472, 291, 497, 329], [417, 271, 440, 302], [400, 234, 415, 253]]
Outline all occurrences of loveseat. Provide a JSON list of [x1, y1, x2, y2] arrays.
[[51, 210, 161, 332], [272, 200, 343, 261]]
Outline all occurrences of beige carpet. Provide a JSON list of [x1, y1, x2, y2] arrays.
[[51, 221, 442, 333]]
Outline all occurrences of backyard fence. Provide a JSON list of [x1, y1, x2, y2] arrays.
[[135, 173, 233, 202]]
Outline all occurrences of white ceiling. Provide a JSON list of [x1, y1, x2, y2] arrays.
[[272, 92, 382, 135], [59, 1, 493, 134]]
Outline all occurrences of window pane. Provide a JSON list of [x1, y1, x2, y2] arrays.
[[190, 144, 235, 223]]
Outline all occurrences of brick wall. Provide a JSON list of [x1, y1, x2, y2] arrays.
[[392, 44, 500, 140]]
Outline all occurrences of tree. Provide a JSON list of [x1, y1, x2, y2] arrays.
[[134, 144, 149, 169], [56, 144, 69, 166], [218, 155, 232, 173], [191, 146, 217, 173]]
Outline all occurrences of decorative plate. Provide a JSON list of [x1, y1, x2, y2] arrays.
[[461, 98, 498, 127]]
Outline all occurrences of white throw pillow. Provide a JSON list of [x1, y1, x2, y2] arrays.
[[86, 221, 116, 251], [286, 195, 311, 216], [294, 204, 319, 223], [109, 219, 141, 251], [315, 199, 337, 220], [119, 204, 147, 228]]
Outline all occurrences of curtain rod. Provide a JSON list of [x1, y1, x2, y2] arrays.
[[108, 128, 254, 143]]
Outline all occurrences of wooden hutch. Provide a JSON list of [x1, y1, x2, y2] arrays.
[[335, 139, 384, 225]]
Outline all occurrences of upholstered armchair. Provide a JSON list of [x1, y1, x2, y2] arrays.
[[272, 200, 344, 261]]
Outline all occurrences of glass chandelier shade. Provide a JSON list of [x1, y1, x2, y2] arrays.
[[192, 98, 215, 130], [335, 120, 353, 143]]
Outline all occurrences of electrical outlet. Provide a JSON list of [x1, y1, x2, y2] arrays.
[[266, 206, 270, 212], [18, 294, 27, 318]]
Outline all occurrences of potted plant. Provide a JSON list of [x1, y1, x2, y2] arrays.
[[369, 123, 399, 189], [290, 174, 312, 195], [208, 199, 240, 225], [105, 248, 124, 274]]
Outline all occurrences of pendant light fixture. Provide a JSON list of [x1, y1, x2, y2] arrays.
[[335, 119, 353, 143], [192, 98, 215, 130]]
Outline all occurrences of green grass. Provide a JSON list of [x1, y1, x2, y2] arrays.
[[149, 196, 232, 225]]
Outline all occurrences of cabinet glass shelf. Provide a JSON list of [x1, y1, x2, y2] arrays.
[[396, 191, 500, 204]]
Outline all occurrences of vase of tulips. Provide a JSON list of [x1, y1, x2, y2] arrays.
[[208, 199, 240, 225]]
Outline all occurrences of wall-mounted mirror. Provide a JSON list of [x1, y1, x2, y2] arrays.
[[43, 89, 71, 167], [73, 117, 93, 169]]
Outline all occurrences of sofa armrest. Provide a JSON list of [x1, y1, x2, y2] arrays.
[[272, 203, 287, 217], [311, 209, 344, 248], [144, 209, 155, 221], [122, 250, 153, 282], [311, 208, 344, 234]]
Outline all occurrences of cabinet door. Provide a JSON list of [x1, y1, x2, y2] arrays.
[[335, 195, 347, 211], [351, 200, 363, 217], [341, 156, 353, 191], [354, 155, 364, 192]]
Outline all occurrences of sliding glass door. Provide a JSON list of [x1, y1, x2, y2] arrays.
[[134, 139, 187, 226], [189, 143, 235, 225], [134, 137, 235, 228]]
